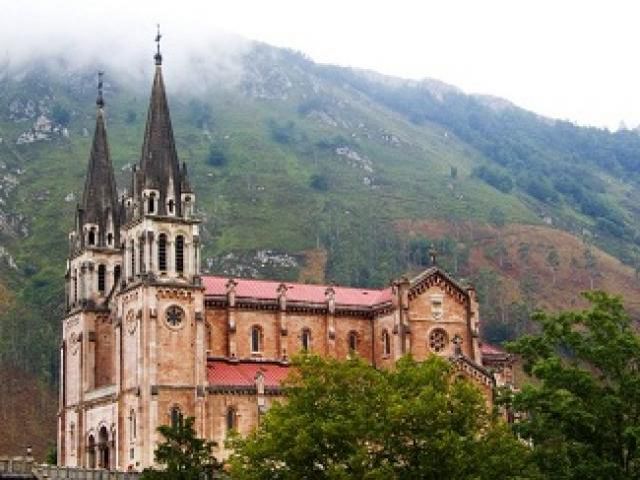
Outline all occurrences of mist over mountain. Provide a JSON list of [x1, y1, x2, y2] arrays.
[[2, 38, 640, 455]]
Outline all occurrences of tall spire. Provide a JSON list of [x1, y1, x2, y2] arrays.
[[137, 27, 189, 216], [79, 72, 119, 246], [154, 24, 162, 66], [96, 70, 104, 108]]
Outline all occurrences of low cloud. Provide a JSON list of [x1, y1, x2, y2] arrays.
[[0, 1, 252, 95]]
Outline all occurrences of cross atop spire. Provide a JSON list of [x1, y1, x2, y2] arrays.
[[96, 71, 105, 108], [154, 24, 162, 66]]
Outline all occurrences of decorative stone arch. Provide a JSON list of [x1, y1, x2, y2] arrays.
[[86, 431, 96, 469], [96, 422, 111, 470]]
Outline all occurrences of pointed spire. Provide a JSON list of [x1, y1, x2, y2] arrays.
[[154, 24, 162, 66], [138, 28, 188, 216], [79, 72, 119, 246], [96, 71, 104, 108]]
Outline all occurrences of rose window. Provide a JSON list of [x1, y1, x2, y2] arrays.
[[429, 328, 448, 353], [165, 305, 185, 327]]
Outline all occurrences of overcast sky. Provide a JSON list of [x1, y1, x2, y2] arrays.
[[2, 0, 639, 129]]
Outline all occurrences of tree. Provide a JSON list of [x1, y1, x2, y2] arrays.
[[141, 416, 220, 480], [504, 292, 640, 479], [228, 355, 538, 479]]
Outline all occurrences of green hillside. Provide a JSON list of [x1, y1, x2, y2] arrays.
[[1, 43, 640, 383]]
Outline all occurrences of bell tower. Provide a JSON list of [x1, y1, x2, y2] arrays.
[[59, 72, 121, 467], [115, 27, 206, 469]]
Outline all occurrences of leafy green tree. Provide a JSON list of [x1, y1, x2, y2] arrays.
[[141, 416, 220, 480], [228, 355, 538, 479], [505, 292, 640, 479]]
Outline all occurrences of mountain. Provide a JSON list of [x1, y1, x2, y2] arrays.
[[2, 40, 640, 454]]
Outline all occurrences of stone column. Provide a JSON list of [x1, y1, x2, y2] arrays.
[[277, 284, 288, 359], [147, 231, 155, 274], [393, 278, 410, 359], [467, 286, 482, 363], [168, 238, 175, 276], [80, 263, 88, 304], [193, 235, 200, 276], [226, 279, 237, 357], [325, 287, 336, 358], [139, 234, 146, 275], [195, 310, 206, 436]]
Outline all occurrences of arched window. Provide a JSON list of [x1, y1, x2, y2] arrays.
[[130, 409, 136, 440], [175, 235, 184, 273], [226, 407, 236, 432], [88, 228, 96, 246], [348, 331, 358, 353], [170, 406, 183, 428], [130, 240, 136, 277], [87, 435, 96, 468], [148, 193, 156, 214], [98, 264, 106, 293], [158, 234, 167, 272], [168, 199, 175, 214], [107, 232, 113, 246], [114, 265, 121, 285], [301, 328, 311, 352], [251, 326, 263, 353], [382, 329, 391, 356]]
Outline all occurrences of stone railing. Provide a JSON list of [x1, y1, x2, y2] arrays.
[[32, 466, 140, 479], [0, 455, 35, 476]]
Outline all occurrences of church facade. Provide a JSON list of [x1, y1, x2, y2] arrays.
[[58, 41, 513, 471]]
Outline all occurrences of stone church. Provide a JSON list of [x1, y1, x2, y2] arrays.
[[58, 38, 513, 471]]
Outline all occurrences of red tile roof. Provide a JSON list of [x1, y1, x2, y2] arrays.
[[207, 359, 291, 388], [480, 342, 508, 356], [202, 276, 392, 308]]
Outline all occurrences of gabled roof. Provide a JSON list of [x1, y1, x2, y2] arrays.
[[207, 359, 290, 388], [480, 342, 512, 363], [408, 266, 470, 300], [202, 276, 393, 309]]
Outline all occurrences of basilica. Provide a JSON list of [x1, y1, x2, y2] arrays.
[[58, 38, 513, 471]]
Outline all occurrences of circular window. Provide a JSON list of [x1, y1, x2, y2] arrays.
[[429, 328, 448, 353], [165, 305, 185, 328]]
